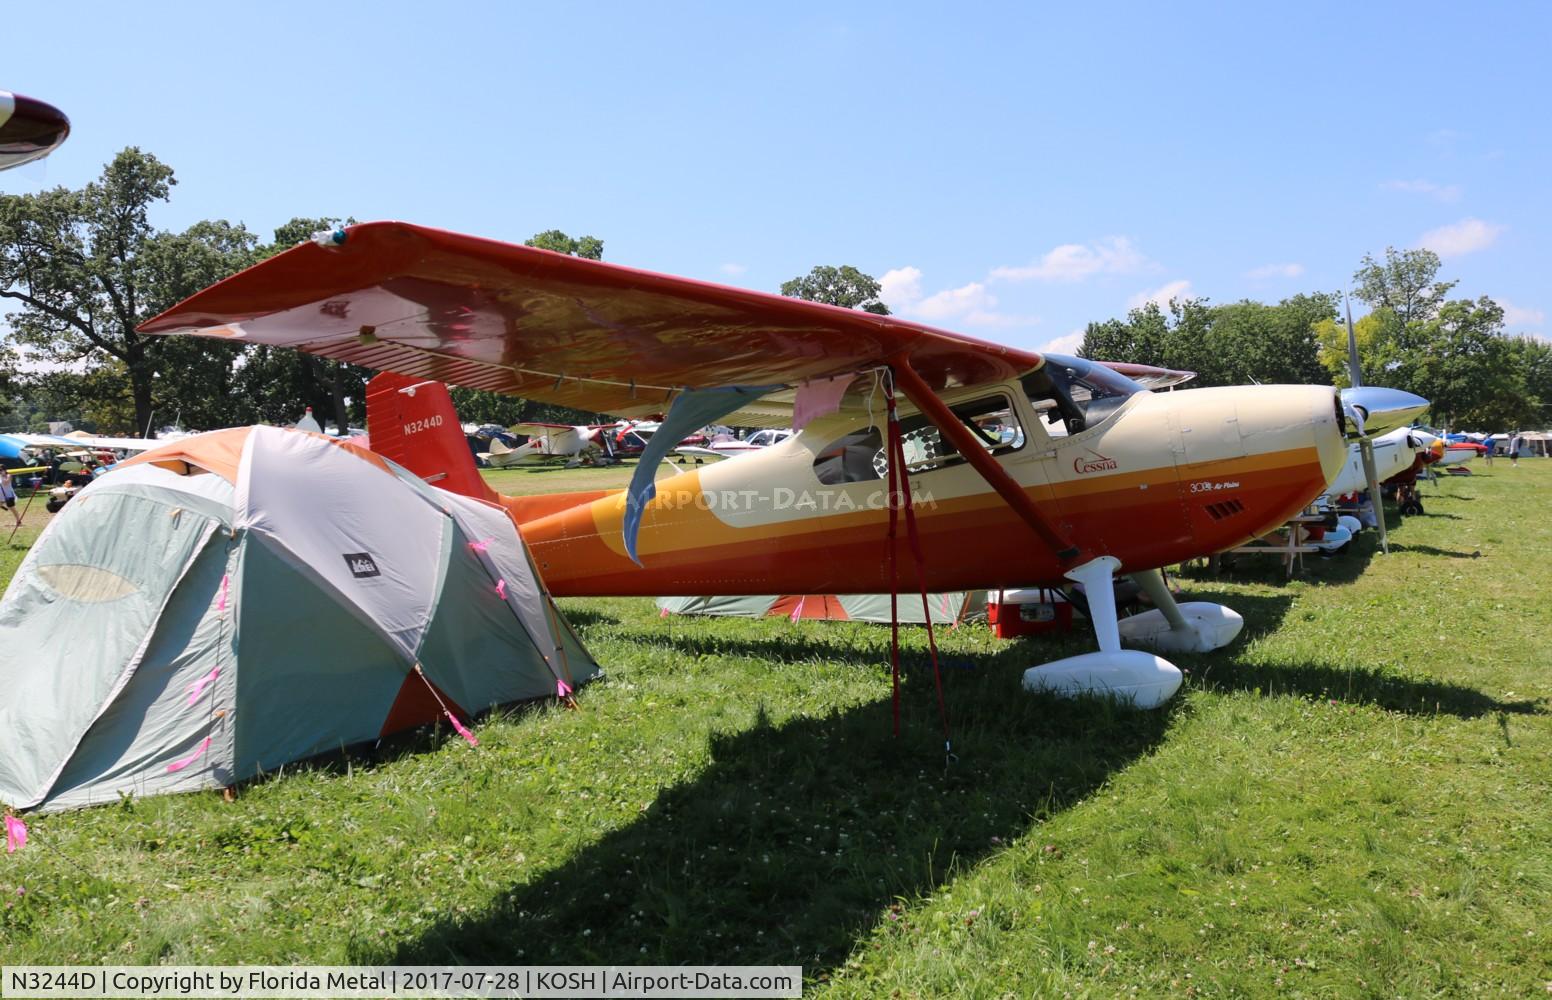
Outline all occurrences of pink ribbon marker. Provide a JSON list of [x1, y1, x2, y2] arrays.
[[166, 737, 211, 773], [469, 539, 491, 553], [556, 678, 573, 699], [186, 666, 220, 706], [495, 579, 507, 600], [445, 711, 479, 747], [217, 574, 229, 612], [4, 815, 26, 853]]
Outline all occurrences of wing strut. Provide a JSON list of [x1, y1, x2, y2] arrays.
[[890, 358, 1080, 563]]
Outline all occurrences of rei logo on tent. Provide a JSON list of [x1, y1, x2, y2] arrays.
[[343, 552, 382, 579]]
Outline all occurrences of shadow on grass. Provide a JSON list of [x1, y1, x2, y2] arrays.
[[554, 606, 623, 629], [1194, 658, 1544, 719], [1388, 542, 1481, 559], [372, 667, 1175, 973]]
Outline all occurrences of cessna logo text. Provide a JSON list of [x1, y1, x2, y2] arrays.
[[1074, 451, 1118, 474], [403, 415, 444, 436], [344, 552, 382, 578]]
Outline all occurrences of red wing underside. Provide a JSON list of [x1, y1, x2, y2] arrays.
[[139, 222, 1043, 421]]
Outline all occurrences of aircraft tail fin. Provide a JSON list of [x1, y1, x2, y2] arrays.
[[365, 373, 495, 502]]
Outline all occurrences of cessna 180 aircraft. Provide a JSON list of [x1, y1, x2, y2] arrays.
[[139, 222, 1424, 707]]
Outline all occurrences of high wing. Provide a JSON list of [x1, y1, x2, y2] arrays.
[[1099, 362, 1196, 391], [138, 222, 1043, 422]]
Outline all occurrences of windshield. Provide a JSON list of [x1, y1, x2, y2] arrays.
[[1021, 354, 1144, 437]]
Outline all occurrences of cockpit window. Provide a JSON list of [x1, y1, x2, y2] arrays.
[[813, 395, 1024, 485], [1021, 353, 1143, 438]]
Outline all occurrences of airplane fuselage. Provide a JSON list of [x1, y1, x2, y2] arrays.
[[514, 380, 1347, 596]]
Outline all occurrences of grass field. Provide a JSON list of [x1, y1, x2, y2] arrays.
[[2, 461, 1550, 997]]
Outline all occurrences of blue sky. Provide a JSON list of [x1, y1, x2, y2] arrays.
[[5, 1, 1549, 356]]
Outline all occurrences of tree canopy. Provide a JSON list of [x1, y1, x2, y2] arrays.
[[524, 229, 604, 260], [1080, 293, 1338, 388], [0, 149, 264, 434], [1352, 247, 1457, 328], [780, 265, 890, 314]]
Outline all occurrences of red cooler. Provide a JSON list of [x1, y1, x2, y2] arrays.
[[988, 588, 1073, 639]]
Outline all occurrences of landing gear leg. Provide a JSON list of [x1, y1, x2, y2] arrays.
[[1021, 555, 1183, 708], [1117, 568, 1245, 653]]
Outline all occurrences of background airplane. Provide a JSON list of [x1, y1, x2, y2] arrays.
[[0, 91, 69, 170]]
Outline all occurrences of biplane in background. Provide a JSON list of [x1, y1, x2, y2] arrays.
[[141, 222, 1422, 708]]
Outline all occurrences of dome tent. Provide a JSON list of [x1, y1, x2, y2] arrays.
[[0, 426, 597, 812]]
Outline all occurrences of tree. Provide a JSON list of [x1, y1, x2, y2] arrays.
[[780, 265, 890, 314], [1313, 309, 1399, 389], [524, 229, 603, 260], [1317, 294, 1538, 429], [1080, 293, 1335, 388], [1352, 247, 1456, 327], [0, 148, 262, 434]]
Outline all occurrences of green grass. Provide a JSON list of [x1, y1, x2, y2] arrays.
[[3, 463, 1551, 997]]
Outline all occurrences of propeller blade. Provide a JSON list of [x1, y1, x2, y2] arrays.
[[1345, 293, 1363, 390], [1358, 437, 1389, 555]]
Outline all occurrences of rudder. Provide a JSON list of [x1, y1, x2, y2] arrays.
[[366, 373, 495, 502]]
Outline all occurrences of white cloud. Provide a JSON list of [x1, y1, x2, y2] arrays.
[[1496, 298, 1545, 328], [877, 266, 924, 312], [1417, 217, 1505, 258], [1382, 178, 1462, 203], [1037, 330, 1086, 355], [878, 266, 1037, 329], [914, 281, 994, 321], [718, 262, 747, 276], [1246, 262, 1306, 280], [990, 236, 1152, 283], [1128, 279, 1193, 311]]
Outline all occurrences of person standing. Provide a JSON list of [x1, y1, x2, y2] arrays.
[[1509, 432, 1522, 467], [1483, 437, 1494, 465], [1, 467, 22, 528]]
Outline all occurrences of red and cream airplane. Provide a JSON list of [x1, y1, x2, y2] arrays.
[[141, 222, 1387, 706]]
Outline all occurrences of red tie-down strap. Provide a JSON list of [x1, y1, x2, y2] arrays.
[[884, 373, 954, 763]]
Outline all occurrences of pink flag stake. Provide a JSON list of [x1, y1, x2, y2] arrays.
[[186, 666, 220, 706], [495, 579, 507, 600], [556, 678, 573, 699], [445, 711, 479, 747], [469, 539, 491, 553], [4, 815, 26, 853], [217, 574, 229, 612], [166, 737, 211, 773]]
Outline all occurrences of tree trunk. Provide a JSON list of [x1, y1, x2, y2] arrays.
[[330, 363, 349, 433], [127, 344, 157, 439]]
